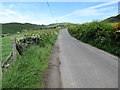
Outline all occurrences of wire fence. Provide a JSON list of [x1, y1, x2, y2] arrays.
[[0, 33, 28, 68], [0, 43, 11, 47], [0, 42, 12, 60], [0, 37, 18, 68]]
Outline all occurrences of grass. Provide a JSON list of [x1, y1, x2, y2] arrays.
[[2, 28, 59, 88], [1, 28, 59, 63], [1, 33, 26, 62], [2, 23, 47, 34], [2, 44, 53, 88], [1, 33, 27, 89]]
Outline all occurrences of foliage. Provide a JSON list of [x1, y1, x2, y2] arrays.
[[68, 21, 120, 57], [16, 29, 58, 55], [2, 29, 59, 88], [2, 44, 52, 88], [1, 33, 27, 62], [112, 22, 120, 31]]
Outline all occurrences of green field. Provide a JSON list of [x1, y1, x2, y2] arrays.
[[2, 23, 48, 34], [1, 33, 28, 63]]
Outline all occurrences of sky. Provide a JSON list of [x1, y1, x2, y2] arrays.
[[0, 0, 119, 25]]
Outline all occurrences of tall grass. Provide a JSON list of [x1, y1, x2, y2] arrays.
[[2, 44, 52, 88], [1, 34, 25, 62], [2, 28, 59, 88]]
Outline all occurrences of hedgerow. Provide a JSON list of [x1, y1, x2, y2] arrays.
[[68, 21, 120, 57]]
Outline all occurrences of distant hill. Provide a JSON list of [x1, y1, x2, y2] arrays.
[[48, 22, 77, 26], [102, 14, 120, 23], [2, 22, 47, 34]]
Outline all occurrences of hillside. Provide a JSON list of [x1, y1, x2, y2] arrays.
[[2, 23, 47, 34], [102, 14, 120, 23], [48, 22, 77, 26]]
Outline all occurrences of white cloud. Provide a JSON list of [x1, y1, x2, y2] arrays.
[[0, 3, 54, 25], [0, 0, 118, 25], [90, 0, 119, 9], [53, 0, 118, 21], [0, 4, 32, 24], [0, 4, 16, 15], [0, 9, 17, 15], [73, 7, 116, 16]]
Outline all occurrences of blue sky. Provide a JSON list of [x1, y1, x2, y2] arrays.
[[0, 0, 119, 25]]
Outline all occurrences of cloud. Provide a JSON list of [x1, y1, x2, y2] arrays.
[[0, 4, 32, 23], [0, 9, 17, 15], [73, 6, 116, 16], [0, 3, 54, 25], [54, 0, 118, 21], [0, 4, 16, 15], [90, 0, 119, 9], [0, 4, 17, 16], [0, 0, 118, 25]]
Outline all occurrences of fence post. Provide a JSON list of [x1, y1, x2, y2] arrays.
[[11, 38, 17, 63]]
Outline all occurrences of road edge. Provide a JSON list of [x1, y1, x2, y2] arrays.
[[43, 38, 63, 88]]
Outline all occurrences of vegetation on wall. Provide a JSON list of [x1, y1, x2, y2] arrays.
[[2, 29, 59, 88]]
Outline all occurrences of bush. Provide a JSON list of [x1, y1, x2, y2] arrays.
[[68, 21, 120, 57], [112, 22, 120, 31], [16, 29, 58, 55]]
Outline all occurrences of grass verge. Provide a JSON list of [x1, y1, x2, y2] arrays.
[[2, 43, 53, 88], [2, 28, 60, 88]]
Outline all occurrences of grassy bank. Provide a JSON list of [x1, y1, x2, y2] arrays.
[[68, 22, 120, 57], [2, 29, 59, 88], [2, 44, 53, 88]]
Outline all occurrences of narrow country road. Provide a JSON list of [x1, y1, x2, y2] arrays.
[[59, 28, 118, 88]]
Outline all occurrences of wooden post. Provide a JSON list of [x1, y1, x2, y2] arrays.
[[36, 37, 38, 44], [2, 52, 12, 68], [11, 38, 17, 63]]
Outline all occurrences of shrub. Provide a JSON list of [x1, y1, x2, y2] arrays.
[[68, 21, 120, 56], [112, 22, 120, 31], [16, 29, 58, 55]]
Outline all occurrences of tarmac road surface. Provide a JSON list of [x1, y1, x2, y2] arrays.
[[59, 28, 118, 88]]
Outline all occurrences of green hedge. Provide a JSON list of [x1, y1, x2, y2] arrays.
[[68, 21, 120, 57]]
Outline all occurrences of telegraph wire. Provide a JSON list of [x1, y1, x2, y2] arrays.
[[46, 0, 57, 24]]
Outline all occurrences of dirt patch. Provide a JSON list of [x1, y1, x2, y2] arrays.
[[43, 38, 63, 88]]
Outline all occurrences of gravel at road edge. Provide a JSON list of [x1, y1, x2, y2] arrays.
[[43, 38, 63, 88]]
